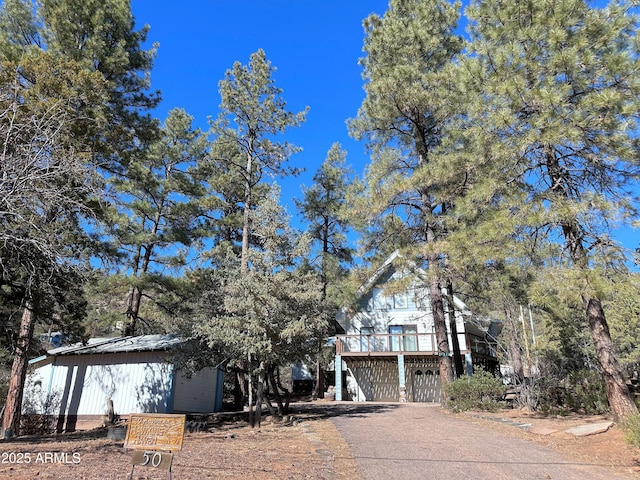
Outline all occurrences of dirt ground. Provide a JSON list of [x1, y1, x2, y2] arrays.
[[459, 408, 640, 477], [0, 404, 359, 480], [0, 402, 637, 480]]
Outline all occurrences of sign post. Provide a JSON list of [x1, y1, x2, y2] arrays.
[[124, 414, 186, 480]]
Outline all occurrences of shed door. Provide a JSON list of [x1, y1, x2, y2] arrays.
[[412, 368, 442, 403]]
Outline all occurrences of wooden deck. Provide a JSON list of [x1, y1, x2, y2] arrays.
[[336, 332, 439, 357]]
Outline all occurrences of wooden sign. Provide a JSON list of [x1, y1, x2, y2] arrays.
[[131, 450, 174, 471], [124, 414, 186, 451]]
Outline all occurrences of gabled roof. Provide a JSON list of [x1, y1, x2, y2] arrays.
[[355, 250, 404, 299], [353, 250, 487, 320], [45, 334, 183, 356]]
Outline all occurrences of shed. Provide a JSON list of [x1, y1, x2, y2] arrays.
[[26, 335, 224, 432]]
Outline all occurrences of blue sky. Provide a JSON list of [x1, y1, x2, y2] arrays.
[[132, 1, 389, 212], [131, 1, 638, 262]]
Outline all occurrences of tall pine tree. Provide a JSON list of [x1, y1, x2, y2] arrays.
[[206, 49, 307, 421], [297, 142, 354, 398], [349, 0, 464, 396], [461, 0, 640, 419], [107, 108, 207, 336]]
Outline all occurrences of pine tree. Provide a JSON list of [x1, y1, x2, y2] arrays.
[[349, 0, 464, 397], [197, 186, 328, 426], [209, 49, 307, 274], [462, 0, 640, 419], [107, 108, 207, 336], [296, 142, 354, 398], [0, 0, 159, 434], [0, 0, 160, 174], [0, 51, 108, 436], [206, 49, 307, 420], [39, 0, 160, 172]]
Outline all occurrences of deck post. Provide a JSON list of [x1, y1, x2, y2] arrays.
[[398, 354, 407, 403], [465, 353, 474, 376], [335, 355, 342, 401]]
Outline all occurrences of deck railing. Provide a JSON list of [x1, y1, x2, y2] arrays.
[[335, 332, 438, 355]]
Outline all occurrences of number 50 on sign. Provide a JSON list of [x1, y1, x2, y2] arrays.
[[131, 450, 173, 471]]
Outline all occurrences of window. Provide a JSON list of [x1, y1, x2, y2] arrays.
[[360, 327, 375, 352], [414, 288, 429, 309], [393, 292, 408, 309], [389, 325, 418, 352], [371, 288, 385, 310], [406, 289, 417, 309]]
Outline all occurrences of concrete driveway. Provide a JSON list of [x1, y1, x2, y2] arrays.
[[325, 403, 631, 480]]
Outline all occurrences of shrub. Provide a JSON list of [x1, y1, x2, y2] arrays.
[[620, 413, 640, 448], [20, 379, 60, 435], [566, 369, 608, 414], [445, 370, 506, 413], [534, 369, 608, 415]]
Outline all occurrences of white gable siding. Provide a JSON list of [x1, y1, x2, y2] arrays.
[[172, 367, 219, 413], [348, 287, 435, 335], [341, 281, 470, 356]]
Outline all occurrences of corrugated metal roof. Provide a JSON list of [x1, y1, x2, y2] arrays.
[[46, 334, 183, 356]]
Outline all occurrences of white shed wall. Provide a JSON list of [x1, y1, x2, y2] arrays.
[[31, 352, 173, 417], [172, 367, 219, 413]]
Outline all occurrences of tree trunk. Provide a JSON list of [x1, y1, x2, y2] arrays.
[[313, 361, 325, 399], [274, 367, 291, 413], [241, 146, 254, 273], [417, 141, 455, 398], [255, 362, 266, 428], [312, 344, 325, 399], [247, 353, 254, 427], [545, 145, 637, 420], [312, 216, 330, 401], [2, 298, 37, 437], [584, 294, 637, 420], [123, 242, 141, 336], [504, 306, 524, 383], [234, 369, 246, 410], [242, 146, 254, 426], [268, 367, 286, 416], [123, 285, 142, 336], [430, 278, 454, 405], [446, 281, 464, 377]]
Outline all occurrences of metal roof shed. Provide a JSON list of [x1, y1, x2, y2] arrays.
[[27, 335, 223, 432]]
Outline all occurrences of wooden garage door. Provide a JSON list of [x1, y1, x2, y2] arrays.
[[411, 368, 441, 403]]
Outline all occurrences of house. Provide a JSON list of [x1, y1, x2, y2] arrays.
[[334, 252, 500, 403], [291, 361, 314, 395], [26, 334, 224, 432]]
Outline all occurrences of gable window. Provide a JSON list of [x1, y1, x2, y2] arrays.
[[389, 325, 417, 352], [393, 292, 408, 309], [406, 289, 417, 309], [372, 288, 393, 310]]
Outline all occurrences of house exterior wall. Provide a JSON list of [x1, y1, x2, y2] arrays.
[[27, 351, 225, 422], [341, 281, 468, 354], [335, 263, 494, 403]]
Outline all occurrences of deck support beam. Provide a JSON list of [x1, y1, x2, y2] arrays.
[[398, 354, 407, 402], [335, 355, 342, 401], [465, 353, 474, 376]]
